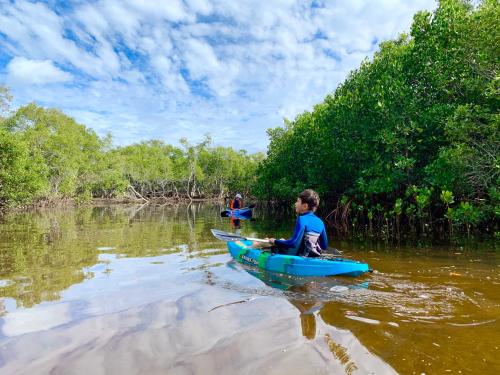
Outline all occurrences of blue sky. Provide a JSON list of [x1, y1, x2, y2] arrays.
[[0, 0, 436, 152]]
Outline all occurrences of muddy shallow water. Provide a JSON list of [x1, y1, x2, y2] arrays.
[[0, 204, 498, 374]]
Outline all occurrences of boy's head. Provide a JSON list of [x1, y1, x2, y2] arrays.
[[295, 189, 320, 214]]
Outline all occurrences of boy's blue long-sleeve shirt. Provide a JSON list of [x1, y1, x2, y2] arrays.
[[275, 211, 328, 253]]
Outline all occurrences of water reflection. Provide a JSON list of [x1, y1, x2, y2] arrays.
[[230, 217, 241, 233], [0, 204, 498, 374], [236, 266, 370, 342], [0, 204, 227, 310]]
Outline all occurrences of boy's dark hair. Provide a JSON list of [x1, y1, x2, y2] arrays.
[[298, 189, 320, 211]]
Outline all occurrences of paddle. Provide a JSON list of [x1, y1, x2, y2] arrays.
[[210, 229, 343, 256], [220, 204, 255, 217], [211, 229, 270, 244]]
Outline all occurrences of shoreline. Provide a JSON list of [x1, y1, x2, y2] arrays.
[[1, 198, 496, 242], [0, 196, 227, 212]]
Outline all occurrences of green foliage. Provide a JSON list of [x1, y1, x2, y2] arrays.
[[0, 95, 261, 207], [440, 190, 455, 206], [90, 145, 129, 198], [0, 129, 48, 206], [392, 198, 403, 216], [116, 140, 176, 195], [446, 201, 484, 233], [113, 136, 261, 199], [199, 146, 263, 197], [415, 187, 432, 211], [254, 0, 499, 236], [3, 103, 109, 199]]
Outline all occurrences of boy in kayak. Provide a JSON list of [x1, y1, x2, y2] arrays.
[[230, 193, 243, 209], [268, 189, 328, 257]]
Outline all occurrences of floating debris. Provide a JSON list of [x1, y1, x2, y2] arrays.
[[346, 315, 380, 325], [97, 246, 116, 251], [209, 297, 257, 312], [330, 286, 349, 293], [447, 319, 497, 327]]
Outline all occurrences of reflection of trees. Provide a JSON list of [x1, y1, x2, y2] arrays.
[[0, 203, 229, 309], [0, 299, 5, 316], [0, 208, 101, 308], [324, 333, 358, 375], [0, 202, 292, 310]]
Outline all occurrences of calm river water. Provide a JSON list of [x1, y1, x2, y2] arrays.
[[0, 204, 498, 374]]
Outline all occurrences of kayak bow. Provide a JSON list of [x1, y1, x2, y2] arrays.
[[221, 206, 253, 218]]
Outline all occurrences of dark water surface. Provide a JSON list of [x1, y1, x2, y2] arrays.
[[0, 204, 498, 374]]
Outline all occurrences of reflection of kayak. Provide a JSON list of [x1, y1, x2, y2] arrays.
[[221, 207, 253, 218], [227, 240, 369, 277]]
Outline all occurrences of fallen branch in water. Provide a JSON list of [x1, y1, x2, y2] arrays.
[[209, 297, 257, 312]]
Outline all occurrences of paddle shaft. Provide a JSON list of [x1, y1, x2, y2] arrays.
[[239, 236, 341, 255], [245, 237, 271, 243]]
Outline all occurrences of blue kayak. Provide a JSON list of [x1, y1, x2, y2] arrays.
[[221, 207, 253, 218], [227, 240, 369, 277]]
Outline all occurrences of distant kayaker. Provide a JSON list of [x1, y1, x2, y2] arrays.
[[230, 193, 243, 209], [267, 189, 328, 257]]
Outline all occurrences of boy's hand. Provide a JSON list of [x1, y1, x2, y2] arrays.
[[266, 238, 276, 245]]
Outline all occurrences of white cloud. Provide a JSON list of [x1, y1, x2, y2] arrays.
[[124, 0, 191, 22], [6, 57, 72, 85], [183, 38, 220, 80], [187, 0, 214, 15], [0, 0, 437, 152], [151, 55, 189, 93], [0, 0, 122, 78]]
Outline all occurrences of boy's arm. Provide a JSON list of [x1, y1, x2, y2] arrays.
[[319, 226, 328, 250], [275, 218, 305, 249]]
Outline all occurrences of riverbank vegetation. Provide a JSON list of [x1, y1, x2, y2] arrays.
[[254, 0, 499, 238], [0, 98, 263, 207]]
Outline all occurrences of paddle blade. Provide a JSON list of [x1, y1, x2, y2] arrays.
[[220, 211, 230, 217], [327, 248, 343, 255], [211, 229, 245, 242], [248, 204, 256, 209]]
